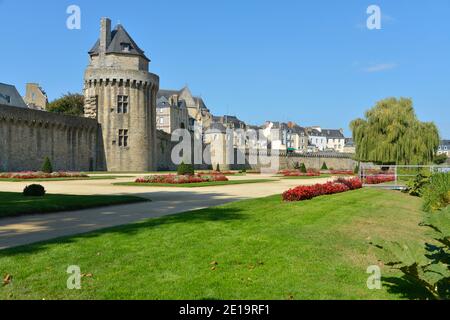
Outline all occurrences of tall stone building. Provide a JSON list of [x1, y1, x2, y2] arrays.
[[83, 18, 160, 171]]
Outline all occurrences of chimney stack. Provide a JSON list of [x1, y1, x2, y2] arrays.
[[99, 17, 111, 55]]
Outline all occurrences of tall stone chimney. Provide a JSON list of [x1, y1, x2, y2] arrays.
[[99, 17, 111, 55]]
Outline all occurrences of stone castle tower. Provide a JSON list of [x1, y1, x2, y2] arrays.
[[84, 18, 159, 171]]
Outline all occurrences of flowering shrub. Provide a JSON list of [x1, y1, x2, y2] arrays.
[[282, 181, 350, 202], [0, 171, 88, 179], [135, 174, 229, 184], [278, 169, 320, 177], [364, 175, 395, 184], [329, 170, 355, 175], [335, 177, 363, 190], [197, 171, 237, 176]]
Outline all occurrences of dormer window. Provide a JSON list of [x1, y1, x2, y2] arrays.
[[121, 43, 132, 52]]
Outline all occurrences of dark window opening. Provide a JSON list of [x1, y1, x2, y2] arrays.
[[118, 129, 129, 147], [117, 95, 129, 113]]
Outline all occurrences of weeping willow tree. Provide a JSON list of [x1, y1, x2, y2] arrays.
[[350, 98, 440, 165]]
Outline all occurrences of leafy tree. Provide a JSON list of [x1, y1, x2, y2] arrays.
[[350, 98, 440, 165], [47, 93, 84, 116], [321, 162, 328, 170], [41, 157, 53, 173]]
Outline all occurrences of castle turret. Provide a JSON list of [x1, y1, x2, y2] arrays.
[[84, 18, 159, 171]]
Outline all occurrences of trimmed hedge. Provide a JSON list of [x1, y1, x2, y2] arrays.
[[23, 184, 46, 197]]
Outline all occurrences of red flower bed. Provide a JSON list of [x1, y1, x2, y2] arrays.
[[0, 171, 88, 179], [335, 177, 363, 190], [364, 175, 395, 185], [282, 178, 363, 202], [329, 170, 355, 175], [135, 174, 228, 184]]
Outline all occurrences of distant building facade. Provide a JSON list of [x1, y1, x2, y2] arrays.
[[156, 92, 189, 134], [437, 140, 450, 156], [0, 83, 28, 108], [23, 83, 48, 110], [323, 129, 345, 153], [306, 127, 327, 151]]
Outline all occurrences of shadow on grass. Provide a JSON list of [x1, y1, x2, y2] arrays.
[[0, 205, 247, 257], [382, 276, 436, 300]]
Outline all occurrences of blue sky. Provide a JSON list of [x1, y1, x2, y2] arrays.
[[0, 0, 449, 137]]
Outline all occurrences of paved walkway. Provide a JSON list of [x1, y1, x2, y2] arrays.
[[0, 174, 333, 249]]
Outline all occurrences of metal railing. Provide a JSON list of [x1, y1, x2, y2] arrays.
[[360, 164, 450, 189]]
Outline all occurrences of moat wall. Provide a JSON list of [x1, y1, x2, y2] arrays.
[[0, 104, 100, 172]]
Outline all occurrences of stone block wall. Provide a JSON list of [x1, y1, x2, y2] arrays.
[[0, 104, 100, 172]]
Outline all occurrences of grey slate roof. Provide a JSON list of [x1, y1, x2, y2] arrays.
[[89, 24, 149, 61], [157, 88, 209, 111], [0, 83, 27, 108], [439, 140, 450, 147], [209, 122, 227, 133], [323, 129, 345, 139]]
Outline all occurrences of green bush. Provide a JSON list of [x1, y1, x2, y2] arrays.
[[422, 172, 450, 212], [404, 173, 430, 197], [177, 162, 194, 176], [321, 162, 328, 170], [294, 162, 300, 170], [41, 157, 53, 173], [434, 154, 448, 165], [23, 184, 46, 197], [216, 164, 221, 172], [354, 163, 360, 175], [373, 209, 450, 300], [300, 163, 307, 173]]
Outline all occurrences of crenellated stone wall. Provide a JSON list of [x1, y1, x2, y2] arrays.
[[0, 104, 101, 172]]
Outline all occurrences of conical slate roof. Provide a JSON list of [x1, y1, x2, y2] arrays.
[[88, 24, 149, 61]]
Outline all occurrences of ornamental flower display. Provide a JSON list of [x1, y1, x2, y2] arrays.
[[278, 169, 320, 177], [329, 170, 355, 175], [135, 174, 229, 184], [364, 175, 396, 185], [0, 171, 88, 179], [282, 178, 363, 202]]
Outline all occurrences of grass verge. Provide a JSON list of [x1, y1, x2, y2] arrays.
[[0, 192, 148, 218]]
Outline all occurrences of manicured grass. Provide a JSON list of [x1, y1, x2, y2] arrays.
[[0, 176, 132, 182], [114, 179, 275, 188], [0, 192, 148, 218], [0, 189, 428, 299]]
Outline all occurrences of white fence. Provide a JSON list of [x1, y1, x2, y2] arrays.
[[360, 164, 450, 189]]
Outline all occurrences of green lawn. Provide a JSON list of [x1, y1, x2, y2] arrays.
[[0, 192, 148, 218], [0, 176, 133, 182], [0, 188, 428, 299], [114, 179, 275, 188]]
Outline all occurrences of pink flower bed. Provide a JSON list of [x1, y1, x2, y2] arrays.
[[135, 174, 229, 184], [282, 178, 363, 202], [364, 175, 395, 185], [197, 171, 236, 176], [0, 171, 88, 179]]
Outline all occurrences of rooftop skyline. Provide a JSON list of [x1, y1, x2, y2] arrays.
[[0, 0, 449, 137]]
